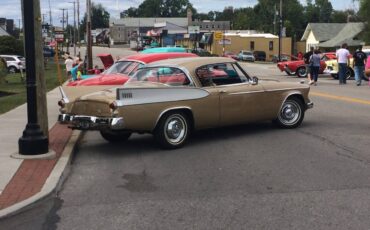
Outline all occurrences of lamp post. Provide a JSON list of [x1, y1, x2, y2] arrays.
[[19, 0, 48, 155]]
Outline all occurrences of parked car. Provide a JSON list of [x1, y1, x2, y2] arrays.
[[325, 56, 356, 80], [238, 50, 255, 62], [272, 54, 299, 63], [67, 52, 198, 86], [253, 50, 266, 61], [222, 51, 238, 60], [58, 57, 313, 149], [277, 54, 327, 78], [0, 55, 26, 73], [191, 48, 216, 57], [43, 46, 55, 58], [140, 47, 189, 54]]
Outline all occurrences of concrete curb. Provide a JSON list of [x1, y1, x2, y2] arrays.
[[0, 130, 82, 219]]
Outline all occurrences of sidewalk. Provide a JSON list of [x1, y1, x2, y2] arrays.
[[0, 87, 81, 218]]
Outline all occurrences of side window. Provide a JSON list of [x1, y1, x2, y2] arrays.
[[196, 63, 248, 87]]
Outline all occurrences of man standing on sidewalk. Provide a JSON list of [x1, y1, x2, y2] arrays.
[[336, 43, 350, 85], [352, 47, 367, 86]]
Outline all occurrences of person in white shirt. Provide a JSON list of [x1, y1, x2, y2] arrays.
[[64, 56, 74, 80], [336, 43, 350, 84]]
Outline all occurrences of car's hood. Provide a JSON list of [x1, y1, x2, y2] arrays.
[[97, 53, 114, 69], [73, 73, 130, 86]]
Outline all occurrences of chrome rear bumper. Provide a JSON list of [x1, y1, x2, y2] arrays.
[[58, 114, 124, 130]]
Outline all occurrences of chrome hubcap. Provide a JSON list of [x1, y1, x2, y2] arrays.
[[279, 101, 301, 125], [165, 115, 187, 144]]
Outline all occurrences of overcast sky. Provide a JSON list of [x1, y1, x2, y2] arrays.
[[0, 0, 359, 27]]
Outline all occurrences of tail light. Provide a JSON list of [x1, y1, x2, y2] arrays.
[[109, 101, 118, 111]]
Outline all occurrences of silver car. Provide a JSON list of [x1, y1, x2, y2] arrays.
[[237, 50, 255, 62]]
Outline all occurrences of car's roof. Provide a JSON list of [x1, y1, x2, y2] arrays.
[[143, 57, 235, 70], [121, 52, 197, 63], [140, 47, 188, 54]]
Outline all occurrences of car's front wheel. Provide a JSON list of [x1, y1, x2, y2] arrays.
[[154, 111, 190, 149], [285, 70, 295, 76], [100, 130, 132, 142], [274, 98, 304, 128], [296, 67, 307, 78]]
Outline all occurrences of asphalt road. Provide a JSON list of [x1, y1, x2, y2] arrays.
[[1, 57, 370, 230]]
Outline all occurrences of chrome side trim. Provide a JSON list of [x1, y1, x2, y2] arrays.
[[115, 88, 209, 106], [59, 86, 70, 103], [229, 90, 265, 95]]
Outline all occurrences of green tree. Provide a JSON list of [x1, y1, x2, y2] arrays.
[[80, 3, 110, 39], [121, 7, 139, 18], [136, 0, 194, 17], [0, 36, 24, 55], [357, 0, 370, 43]]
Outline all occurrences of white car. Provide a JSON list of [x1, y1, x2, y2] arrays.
[[0, 55, 26, 73], [237, 50, 255, 62]]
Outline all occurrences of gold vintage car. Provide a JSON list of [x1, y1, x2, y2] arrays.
[[58, 57, 313, 149]]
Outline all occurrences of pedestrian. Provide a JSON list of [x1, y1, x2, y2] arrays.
[[297, 51, 303, 60], [353, 47, 367, 86], [303, 47, 314, 84], [366, 55, 370, 86], [64, 56, 74, 81], [76, 64, 83, 80], [93, 65, 101, 74], [336, 43, 350, 84], [309, 49, 321, 85]]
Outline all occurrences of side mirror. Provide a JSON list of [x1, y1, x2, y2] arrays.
[[251, 76, 258, 85]]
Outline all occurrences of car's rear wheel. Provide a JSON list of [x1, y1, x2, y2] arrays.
[[154, 111, 190, 149], [274, 98, 304, 128], [8, 66, 17, 74], [363, 74, 369, 81], [100, 130, 132, 142], [296, 67, 307, 78]]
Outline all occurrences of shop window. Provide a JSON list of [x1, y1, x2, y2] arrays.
[[250, 41, 254, 50], [269, 41, 273, 50]]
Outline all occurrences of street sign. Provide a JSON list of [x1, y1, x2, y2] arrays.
[[214, 31, 223, 41]]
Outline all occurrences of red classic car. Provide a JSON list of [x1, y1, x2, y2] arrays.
[[222, 51, 238, 60], [67, 52, 198, 86], [277, 53, 330, 78]]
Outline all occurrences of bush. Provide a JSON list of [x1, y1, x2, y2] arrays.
[[0, 36, 24, 56]]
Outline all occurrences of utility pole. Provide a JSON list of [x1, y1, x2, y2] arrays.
[[48, 0, 52, 26], [66, 10, 69, 53], [60, 8, 67, 30], [86, 0, 92, 70], [19, 0, 49, 155], [77, 0, 80, 53], [69, 1, 76, 56], [278, 0, 283, 62]]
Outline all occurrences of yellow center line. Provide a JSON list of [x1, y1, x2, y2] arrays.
[[310, 91, 370, 106]]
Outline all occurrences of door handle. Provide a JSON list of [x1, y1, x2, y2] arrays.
[[219, 90, 227, 93]]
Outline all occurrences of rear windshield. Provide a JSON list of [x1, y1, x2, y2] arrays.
[[128, 67, 191, 86]]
